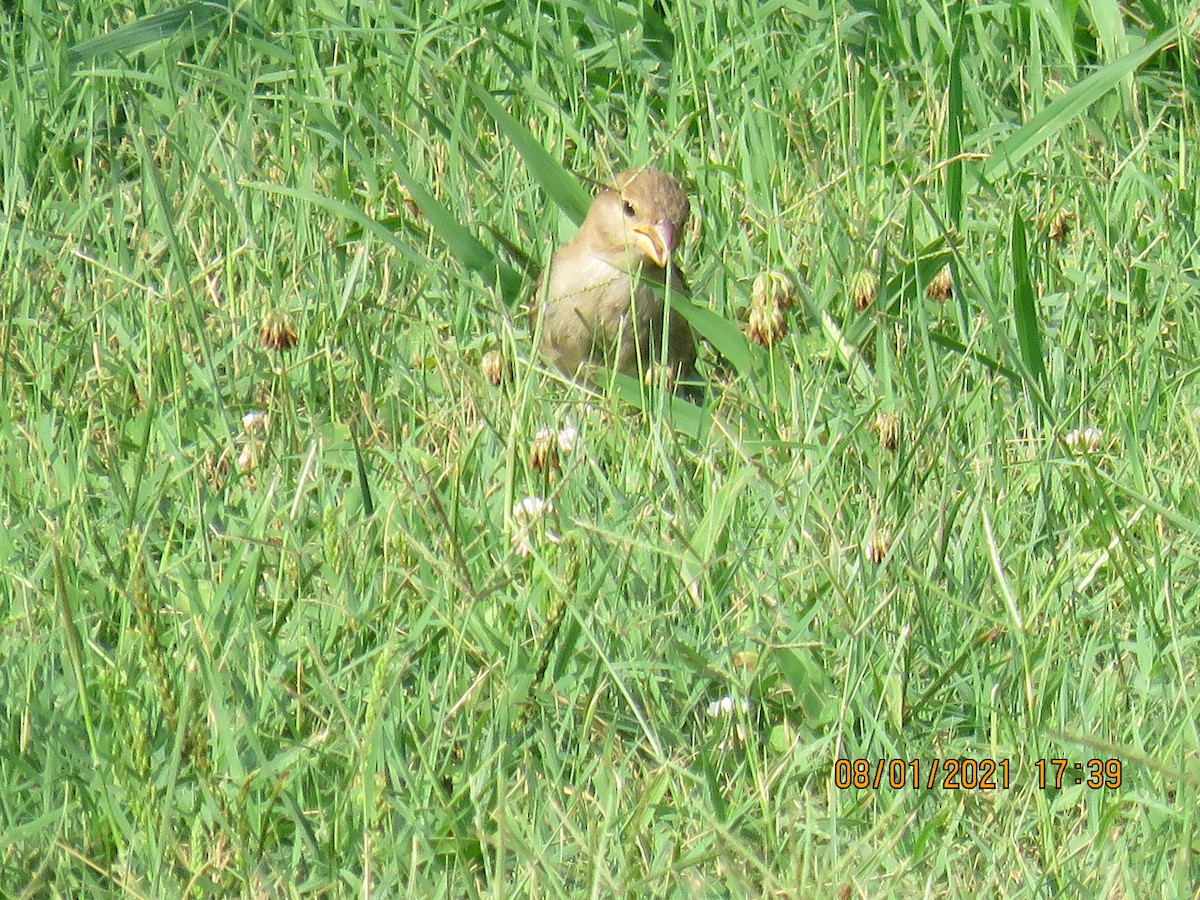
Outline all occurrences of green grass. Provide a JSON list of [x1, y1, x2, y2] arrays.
[[2, 0, 1200, 895]]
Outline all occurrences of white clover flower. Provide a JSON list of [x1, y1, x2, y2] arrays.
[[242, 409, 267, 432], [513, 496, 552, 520], [706, 694, 752, 745], [510, 496, 560, 557], [532, 425, 577, 451], [1065, 426, 1103, 453], [554, 426, 577, 453], [706, 694, 751, 718]]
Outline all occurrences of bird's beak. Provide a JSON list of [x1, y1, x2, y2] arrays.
[[632, 219, 676, 268]]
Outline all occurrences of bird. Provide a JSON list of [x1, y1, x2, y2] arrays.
[[531, 167, 699, 392]]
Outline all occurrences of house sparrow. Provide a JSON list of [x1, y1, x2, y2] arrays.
[[532, 167, 698, 390]]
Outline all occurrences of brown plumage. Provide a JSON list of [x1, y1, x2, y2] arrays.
[[531, 168, 698, 389]]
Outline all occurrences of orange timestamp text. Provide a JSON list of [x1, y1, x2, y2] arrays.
[[833, 758, 1011, 790], [833, 758, 1123, 790]]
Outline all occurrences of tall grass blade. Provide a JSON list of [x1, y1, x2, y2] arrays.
[[1086, 0, 1131, 65], [1010, 205, 1047, 394], [945, 8, 965, 226]]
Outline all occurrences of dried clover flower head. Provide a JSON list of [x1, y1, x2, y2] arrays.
[[746, 270, 796, 348], [926, 264, 953, 302], [752, 270, 798, 311], [528, 426, 576, 473], [865, 527, 892, 564], [747, 301, 786, 347], [242, 409, 267, 433], [237, 439, 263, 472], [260, 309, 297, 351], [481, 349, 509, 386], [873, 412, 901, 452], [529, 430, 557, 472], [851, 268, 878, 311]]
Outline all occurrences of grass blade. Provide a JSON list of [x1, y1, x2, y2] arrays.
[[1010, 204, 1047, 394], [945, 9, 965, 225]]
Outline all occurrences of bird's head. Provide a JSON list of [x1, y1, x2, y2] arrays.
[[585, 167, 690, 270]]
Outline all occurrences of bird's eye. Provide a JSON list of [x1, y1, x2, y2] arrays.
[[622, 200, 636, 218]]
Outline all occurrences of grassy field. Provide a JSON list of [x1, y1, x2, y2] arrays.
[[2, 0, 1199, 895]]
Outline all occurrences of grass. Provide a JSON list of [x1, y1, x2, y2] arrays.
[[2, 0, 1199, 895]]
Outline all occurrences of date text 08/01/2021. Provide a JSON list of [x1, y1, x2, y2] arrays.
[[833, 758, 1123, 791]]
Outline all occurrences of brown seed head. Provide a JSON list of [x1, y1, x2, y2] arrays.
[[1048, 212, 1076, 243], [926, 264, 953, 302], [528, 429, 559, 473], [873, 412, 902, 452], [752, 270, 798, 312], [865, 527, 892, 564], [481, 349, 509, 387], [851, 268, 879, 311], [747, 300, 786, 347], [260, 309, 297, 352]]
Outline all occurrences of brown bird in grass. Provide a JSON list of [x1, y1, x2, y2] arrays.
[[531, 167, 699, 391]]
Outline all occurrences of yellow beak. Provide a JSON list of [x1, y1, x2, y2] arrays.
[[632, 219, 676, 268]]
